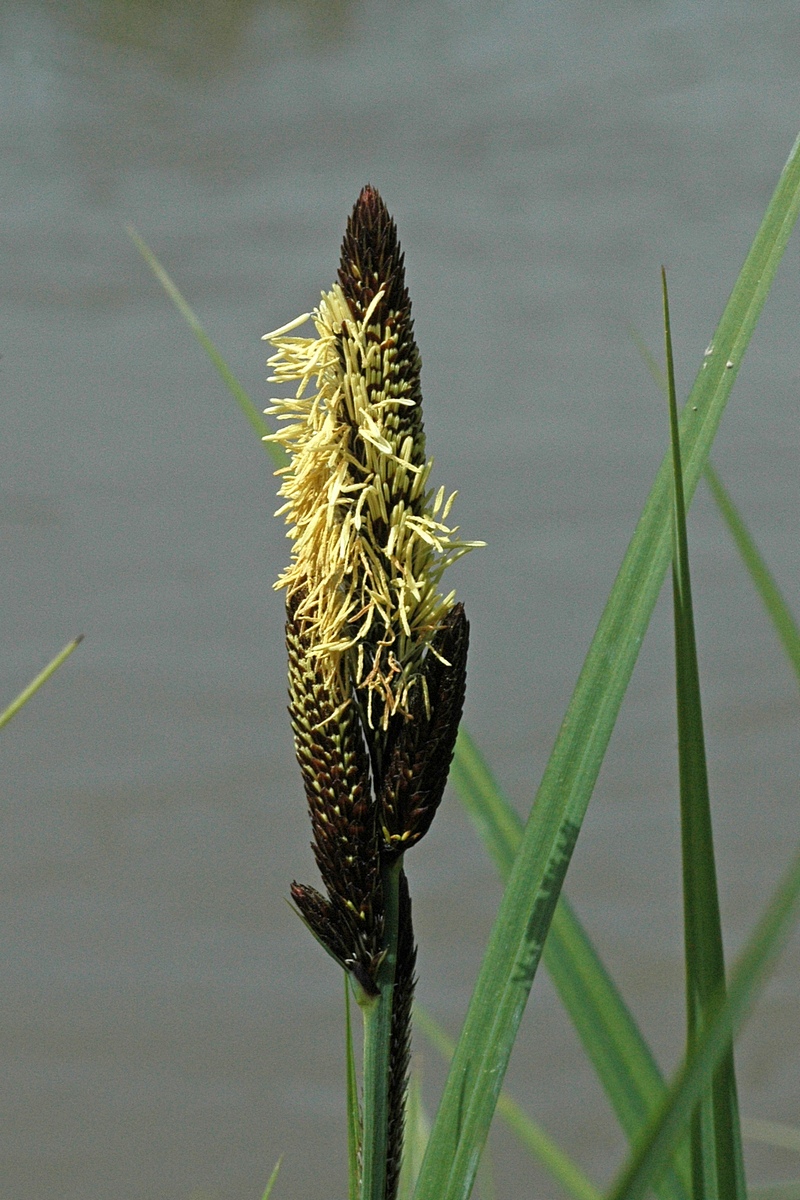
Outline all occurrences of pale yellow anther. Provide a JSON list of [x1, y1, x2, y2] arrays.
[[264, 281, 481, 725]]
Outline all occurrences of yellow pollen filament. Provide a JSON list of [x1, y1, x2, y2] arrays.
[[264, 282, 483, 724]]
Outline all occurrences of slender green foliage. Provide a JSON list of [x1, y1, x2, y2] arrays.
[[630, 322, 800, 690], [663, 268, 745, 1200], [0, 636, 83, 730], [127, 226, 279, 455], [345, 979, 362, 1200], [413, 130, 800, 1200], [451, 728, 690, 1200], [260, 1157, 283, 1200], [607, 840, 800, 1200], [704, 462, 800, 686]]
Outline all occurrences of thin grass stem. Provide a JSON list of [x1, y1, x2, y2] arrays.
[[126, 226, 286, 467], [260, 1157, 283, 1200], [346, 978, 362, 1200], [360, 855, 403, 1200], [606, 838, 800, 1200], [704, 462, 800, 685], [0, 636, 83, 730]]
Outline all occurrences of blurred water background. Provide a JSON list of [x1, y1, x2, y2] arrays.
[[2, 1, 800, 1197]]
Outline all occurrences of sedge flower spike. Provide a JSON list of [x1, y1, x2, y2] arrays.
[[264, 184, 481, 729], [266, 189, 478, 1200], [265, 183, 479, 970]]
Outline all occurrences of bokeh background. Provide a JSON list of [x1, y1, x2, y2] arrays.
[[3, 1, 800, 1197]]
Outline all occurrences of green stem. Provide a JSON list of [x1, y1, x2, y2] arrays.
[[0, 636, 83, 730], [360, 854, 403, 1200]]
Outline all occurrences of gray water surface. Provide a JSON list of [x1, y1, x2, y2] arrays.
[[3, 2, 800, 1197]]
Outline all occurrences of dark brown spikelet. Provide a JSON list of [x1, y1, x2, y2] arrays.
[[289, 882, 349, 970], [338, 185, 408, 318], [337, 185, 426, 505], [379, 603, 470, 855], [286, 594, 384, 990], [384, 870, 417, 1200]]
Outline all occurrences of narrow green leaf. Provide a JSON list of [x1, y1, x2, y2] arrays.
[[0, 636, 84, 730], [607, 840, 800, 1200], [663, 268, 745, 1200], [126, 226, 288, 470], [631, 320, 800, 723], [260, 1156, 283, 1200], [345, 978, 362, 1200], [451, 729, 690, 1200], [414, 132, 800, 1200], [414, 1005, 602, 1200], [629, 327, 800, 691], [704, 462, 800, 686]]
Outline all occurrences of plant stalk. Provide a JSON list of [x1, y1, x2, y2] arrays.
[[360, 854, 403, 1200]]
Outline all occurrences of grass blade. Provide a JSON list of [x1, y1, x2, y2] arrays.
[[452, 728, 690, 1200], [413, 132, 800, 1200], [414, 1005, 602, 1200], [663, 269, 745, 1200], [126, 226, 287, 470], [630, 326, 800, 689], [0, 636, 83, 731], [607, 839, 800, 1200], [260, 1157, 283, 1200], [345, 979, 362, 1200], [704, 462, 800, 685]]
